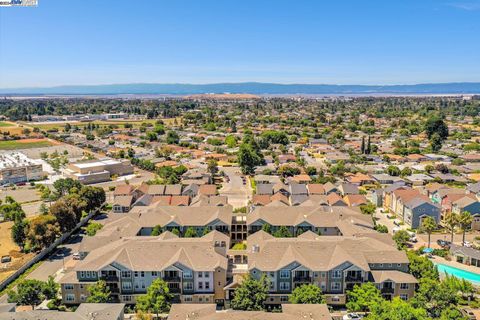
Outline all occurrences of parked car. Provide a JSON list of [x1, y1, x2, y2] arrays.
[[463, 241, 473, 248], [343, 313, 363, 320], [437, 239, 451, 247], [73, 252, 82, 260], [1, 255, 11, 263], [460, 307, 476, 320]]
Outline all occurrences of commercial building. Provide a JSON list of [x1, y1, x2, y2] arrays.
[[65, 158, 133, 184], [0, 152, 44, 185]]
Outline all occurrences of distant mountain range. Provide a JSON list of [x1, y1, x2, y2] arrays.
[[1, 82, 480, 95]]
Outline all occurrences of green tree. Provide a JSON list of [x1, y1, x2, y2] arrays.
[[439, 307, 468, 320], [202, 227, 211, 236], [238, 143, 262, 175], [184, 227, 197, 238], [86, 280, 111, 303], [347, 283, 383, 312], [289, 284, 325, 304], [225, 135, 238, 148], [387, 165, 401, 176], [207, 159, 219, 176], [85, 222, 103, 236], [407, 251, 439, 280], [393, 230, 410, 250], [261, 223, 272, 234], [420, 216, 437, 248], [458, 211, 473, 246], [166, 130, 180, 144], [273, 226, 292, 238], [43, 275, 59, 300], [7, 279, 46, 309], [444, 212, 458, 243], [230, 275, 269, 311], [367, 297, 429, 320], [430, 133, 443, 152], [136, 278, 173, 318], [11, 219, 28, 249], [151, 225, 163, 236], [425, 116, 449, 140]]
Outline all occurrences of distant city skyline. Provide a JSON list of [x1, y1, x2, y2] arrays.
[[1, 0, 479, 88]]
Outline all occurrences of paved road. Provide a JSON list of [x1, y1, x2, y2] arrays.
[[0, 233, 84, 303], [219, 166, 251, 209]]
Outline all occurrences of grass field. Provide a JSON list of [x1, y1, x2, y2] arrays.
[[0, 122, 14, 127], [22, 117, 182, 131], [0, 139, 55, 150]]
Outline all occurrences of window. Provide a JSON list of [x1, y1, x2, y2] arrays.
[[331, 282, 341, 291], [66, 294, 75, 302], [199, 297, 203, 302], [198, 272, 203, 278], [280, 282, 290, 290], [183, 270, 193, 278], [141, 281, 145, 289], [204, 272, 210, 278], [400, 294, 408, 301], [205, 282, 210, 290], [122, 282, 132, 290], [184, 296, 193, 302], [123, 295, 132, 302], [141, 271, 145, 277], [121, 271, 131, 278], [280, 296, 289, 302], [397, 264, 402, 267], [321, 272, 326, 278], [331, 296, 340, 302], [80, 294, 86, 301], [80, 271, 86, 278], [400, 283, 409, 290], [134, 271, 139, 277], [199, 282, 203, 289], [86, 271, 91, 278], [332, 270, 342, 278], [152, 271, 158, 277], [280, 270, 290, 279], [183, 282, 194, 290], [65, 284, 74, 290]]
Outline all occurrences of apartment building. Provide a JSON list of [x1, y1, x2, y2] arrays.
[[65, 158, 133, 184], [167, 303, 332, 320], [247, 206, 374, 236], [243, 231, 417, 306], [60, 231, 229, 306], [0, 152, 44, 185]]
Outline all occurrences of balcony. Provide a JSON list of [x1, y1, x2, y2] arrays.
[[168, 287, 181, 294], [293, 276, 312, 283], [109, 287, 120, 294], [163, 276, 181, 282], [345, 275, 363, 282], [100, 275, 119, 282], [381, 287, 395, 294]]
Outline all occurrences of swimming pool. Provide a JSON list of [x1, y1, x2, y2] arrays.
[[434, 262, 480, 285]]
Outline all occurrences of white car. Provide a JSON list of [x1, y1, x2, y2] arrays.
[[343, 313, 363, 320]]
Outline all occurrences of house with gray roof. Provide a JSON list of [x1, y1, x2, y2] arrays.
[[403, 198, 441, 229]]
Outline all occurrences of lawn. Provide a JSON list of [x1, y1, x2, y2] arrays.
[[0, 121, 14, 127], [0, 139, 55, 150]]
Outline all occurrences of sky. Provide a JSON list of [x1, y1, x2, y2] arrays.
[[0, 0, 479, 88]]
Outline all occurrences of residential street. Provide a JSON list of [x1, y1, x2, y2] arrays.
[[219, 166, 251, 209]]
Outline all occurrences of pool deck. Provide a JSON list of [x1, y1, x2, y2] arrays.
[[430, 256, 480, 278]]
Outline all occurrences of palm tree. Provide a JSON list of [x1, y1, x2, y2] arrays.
[[444, 212, 458, 243], [421, 216, 437, 248], [458, 211, 473, 246]]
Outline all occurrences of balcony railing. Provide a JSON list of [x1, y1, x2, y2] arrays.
[[293, 276, 312, 282], [345, 275, 363, 282], [100, 275, 119, 282], [381, 287, 395, 294], [163, 276, 181, 282]]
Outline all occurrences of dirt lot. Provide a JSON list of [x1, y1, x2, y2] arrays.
[[19, 143, 86, 159], [0, 222, 35, 283], [0, 187, 41, 204]]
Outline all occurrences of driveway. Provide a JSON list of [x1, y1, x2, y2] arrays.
[[219, 166, 251, 209], [0, 233, 84, 303]]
